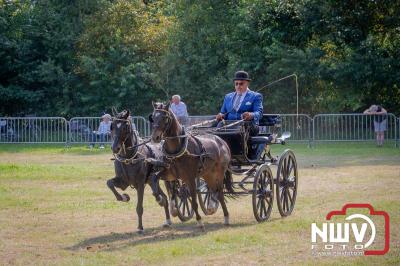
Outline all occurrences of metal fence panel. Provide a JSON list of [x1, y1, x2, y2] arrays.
[[132, 116, 150, 137], [313, 113, 397, 145], [278, 114, 312, 142], [0, 114, 398, 146], [68, 116, 148, 144], [0, 117, 68, 143]]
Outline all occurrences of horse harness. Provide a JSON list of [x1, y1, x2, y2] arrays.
[[161, 124, 208, 175]]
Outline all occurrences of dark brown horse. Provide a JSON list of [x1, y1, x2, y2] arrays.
[[107, 110, 171, 233], [150, 102, 233, 228]]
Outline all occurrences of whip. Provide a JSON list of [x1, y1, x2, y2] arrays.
[[256, 73, 300, 129]]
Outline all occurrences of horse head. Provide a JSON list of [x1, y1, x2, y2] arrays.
[[111, 110, 137, 154], [150, 101, 174, 143]]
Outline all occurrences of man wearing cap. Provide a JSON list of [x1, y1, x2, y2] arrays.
[[216, 71, 263, 135]]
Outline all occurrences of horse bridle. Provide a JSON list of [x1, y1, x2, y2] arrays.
[[152, 108, 174, 139], [112, 117, 144, 163]]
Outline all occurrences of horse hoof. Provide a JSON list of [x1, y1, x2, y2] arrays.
[[197, 221, 205, 230], [121, 193, 130, 202], [137, 229, 144, 235], [169, 201, 178, 217], [162, 219, 172, 228], [224, 216, 230, 226]]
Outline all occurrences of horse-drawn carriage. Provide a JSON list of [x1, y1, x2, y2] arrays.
[[169, 114, 298, 223], [108, 106, 299, 232]]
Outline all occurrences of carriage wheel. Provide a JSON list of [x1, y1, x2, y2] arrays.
[[276, 149, 298, 217], [252, 164, 274, 222], [197, 177, 219, 215], [173, 180, 194, 222]]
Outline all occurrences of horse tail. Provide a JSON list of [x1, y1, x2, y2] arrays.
[[223, 170, 238, 199]]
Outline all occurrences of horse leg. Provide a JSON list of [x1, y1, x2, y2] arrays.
[[136, 184, 145, 233], [149, 172, 166, 206], [165, 181, 178, 217], [158, 185, 172, 227], [189, 178, 203, 229], [107, 177, 129, 202], [217, 190, 230, 226]]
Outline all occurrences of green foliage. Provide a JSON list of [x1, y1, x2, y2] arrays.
[[76, 0, 172, 115], [0, 0, 399, 116], [0, 0, 107, 117]]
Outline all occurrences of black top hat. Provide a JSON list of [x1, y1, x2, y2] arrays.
[[233, 70, 251, 81]]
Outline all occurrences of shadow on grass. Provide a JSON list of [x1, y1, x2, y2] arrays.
[[66, 218, 266, 252]]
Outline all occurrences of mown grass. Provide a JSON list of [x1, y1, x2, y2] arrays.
[[0, 143, 399, 265]]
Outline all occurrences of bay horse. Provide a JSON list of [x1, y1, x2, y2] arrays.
[[106, 110, 171, 233], [150, 102, 233, 228]]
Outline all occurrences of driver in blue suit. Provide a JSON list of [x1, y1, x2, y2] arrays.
[[216, 70, 263, 136]]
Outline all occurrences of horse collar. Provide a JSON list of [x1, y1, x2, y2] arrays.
[[162, 127, 188, 159]]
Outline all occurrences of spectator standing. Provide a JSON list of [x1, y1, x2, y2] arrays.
[[363, 105, 387, 147], [170, 95, 189, 126]]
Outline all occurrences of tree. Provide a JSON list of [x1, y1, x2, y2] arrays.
[[76, 0, 172, 115]]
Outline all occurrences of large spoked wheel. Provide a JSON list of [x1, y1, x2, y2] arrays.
[[252, 164, 274, 222], [197, 177, 219, 215], [173, 180, 194, 222], [276, 149, 298, 217]]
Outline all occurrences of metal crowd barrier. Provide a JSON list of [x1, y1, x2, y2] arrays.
[[68, 116, 149, 144], [278, 114, 312, 143], [0, 117, 68, 143], [313, 113, 398, 145], [0, 114, 399, 147]]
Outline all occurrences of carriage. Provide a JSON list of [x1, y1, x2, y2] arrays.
[[169, 114, 299, 222]]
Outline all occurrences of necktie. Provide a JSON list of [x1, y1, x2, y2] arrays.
[[233, 93, 242, 111]]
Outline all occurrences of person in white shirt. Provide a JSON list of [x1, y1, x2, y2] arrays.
[[89, 113, 112, 149], [170, 95, 189, 126]]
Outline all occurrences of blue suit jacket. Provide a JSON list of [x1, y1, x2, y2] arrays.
[[220, 89, 263, 124]]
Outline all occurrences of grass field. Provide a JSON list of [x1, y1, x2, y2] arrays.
[[0, 143, 399, 265]]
